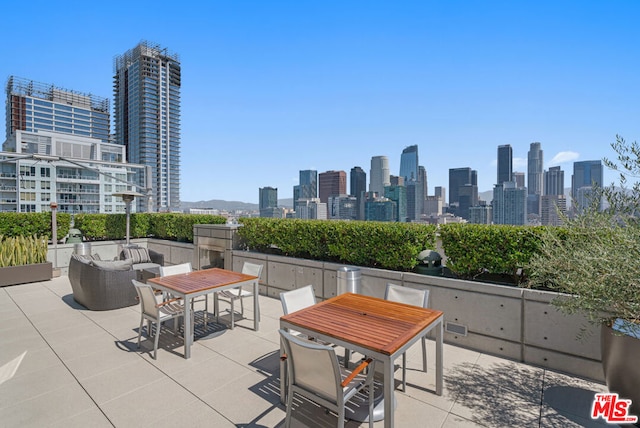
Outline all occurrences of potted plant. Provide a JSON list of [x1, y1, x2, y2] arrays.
[[527, 135, 640, 418], [0, 235, 52, 287]]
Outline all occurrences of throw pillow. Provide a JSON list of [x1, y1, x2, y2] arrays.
[[121, 247, 152, 264], [91, 259, 133, 271], [71, 254, 91, 264]]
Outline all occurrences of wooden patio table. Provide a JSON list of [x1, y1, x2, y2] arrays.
[[148, 268, 259, 359], [279, 292, 443, 428]]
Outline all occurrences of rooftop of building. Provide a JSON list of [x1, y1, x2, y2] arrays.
[[0, 275, 609, 427]]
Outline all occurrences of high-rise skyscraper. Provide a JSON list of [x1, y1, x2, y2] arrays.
[[449, 168, 472, 206], [350, 166, 366, 220], [493, 181, 526, 225], [369, 156, 390, 196], [384, 185, 407, 222], [571, 160, 603, 212], [527, 142, 544, 217], [542, 165, 566, 225], [399, 145, 419, 182], [294, 170, 317, 204], [527, 142, 544, 195], [318, 170, 346, 204], [497, 144, 513, 185], [545, 166, 564, 196], [434, 186, 446, 206], [114, 41, 181, 212], [258, 186, 278, 217]]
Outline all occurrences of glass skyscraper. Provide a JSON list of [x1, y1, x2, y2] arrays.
[[399, 145, 418, 182], [527, 142, 544, 217], [114, 41, 181, 212], [350, 166, 366, 220], [497, 144, 513, 185], [571, 160, 603, 212], [293, 170, 318, 204]]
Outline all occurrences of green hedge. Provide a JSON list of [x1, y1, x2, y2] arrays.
[[0, 212, 70, 240], [74, 213, 226, 242], [237, 218, 437, 271], [439, 223, 550, 283]]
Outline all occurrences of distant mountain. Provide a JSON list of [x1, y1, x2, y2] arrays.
[[477, 188, 572, 206], [182, 190, 574, 212], [181, 198, 294, 211]]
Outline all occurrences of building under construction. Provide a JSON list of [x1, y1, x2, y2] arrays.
[[5, 76, 110, 143], [113, 40, 181, 213]]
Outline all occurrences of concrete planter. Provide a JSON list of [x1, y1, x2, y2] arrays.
[[601, 322, 640, 418], [0, 262, 53, 287]]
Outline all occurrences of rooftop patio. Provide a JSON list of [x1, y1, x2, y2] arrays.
[[0, 276, 610, 427]]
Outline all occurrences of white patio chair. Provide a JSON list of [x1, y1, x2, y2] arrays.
[[132, 280, 184, 359], [279, 329, 376, 428], [280, 284, 316, 317], [385, 282, 430, 391], [215, 262, 263, 329], [158, 262, 207, 325]]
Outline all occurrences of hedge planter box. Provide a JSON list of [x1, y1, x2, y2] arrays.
[[0, 262, 53, 287]]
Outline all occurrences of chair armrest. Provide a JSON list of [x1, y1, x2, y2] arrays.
[[341, 358, 373, 387], [148, 249, 164, 266], [156, 297, 182, 307]]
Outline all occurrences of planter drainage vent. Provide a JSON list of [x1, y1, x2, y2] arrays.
[[445, 322, 468, 337]]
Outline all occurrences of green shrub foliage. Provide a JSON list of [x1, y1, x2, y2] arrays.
[[74, 213, 226, 242], [439, 223, 548, 284], [237, 218, 437, 271], [0, 212, 70, 240]]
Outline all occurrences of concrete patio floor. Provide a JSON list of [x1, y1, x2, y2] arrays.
[[0, 276, 611, 428]]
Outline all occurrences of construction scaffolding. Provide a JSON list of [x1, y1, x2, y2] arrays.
[[5, 76, 110, 113]]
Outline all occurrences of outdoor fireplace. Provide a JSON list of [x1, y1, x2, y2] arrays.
[[193, 224, 243, 271]]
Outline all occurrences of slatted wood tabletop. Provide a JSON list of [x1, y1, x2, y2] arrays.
[[148, 268, 258, 294], [281, 292, 443, 356]]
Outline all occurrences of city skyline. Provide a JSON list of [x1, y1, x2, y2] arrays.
[[2, 1, 637, 204]]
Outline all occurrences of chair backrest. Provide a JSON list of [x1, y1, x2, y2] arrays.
[[279, 329, 342, 404], [385, 283, 429, 308], [280, 285, 316, 315], [241, 262, 263, 279], [132, 280, 159, 318], [159, 262, 192, 277]]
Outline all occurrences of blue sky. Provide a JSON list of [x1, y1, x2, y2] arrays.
[[2, 1, 638, 203]]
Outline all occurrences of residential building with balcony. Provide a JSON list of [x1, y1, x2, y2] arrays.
[[2, 76, 145, 214], [1, 130, 146, 213]]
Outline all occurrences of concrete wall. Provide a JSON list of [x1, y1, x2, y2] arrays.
[[48, 238, 194, 275], [231, 250, 604, 383]]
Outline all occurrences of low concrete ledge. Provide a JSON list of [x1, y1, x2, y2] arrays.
[[231, 250, 604, 383]]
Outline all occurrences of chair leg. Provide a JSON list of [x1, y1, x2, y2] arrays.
[[214, 293, 220, 323], [153, 321, 161, 359], [338, 407, 345, 428], [203, 296, 208, 329], [285, 384, 295, 428], [240, 295, 244, 317], [230, 298, 235, 329], [368, 381, 374, 428], [137, 317, 144, 348], [422, 336, 428, 372]]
